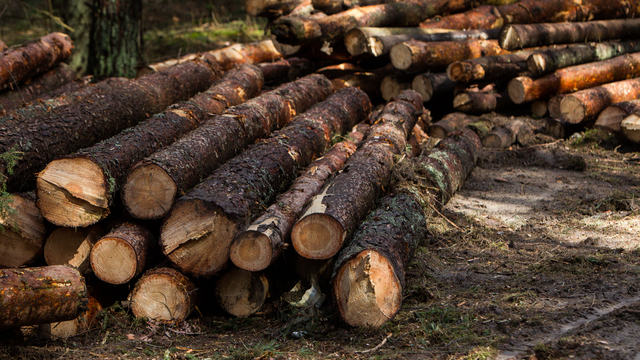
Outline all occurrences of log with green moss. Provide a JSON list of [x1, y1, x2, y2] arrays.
[[37, 65, 264, 228], [160, 87, 371, 277], [123, 74, 333, 221], [290, 90, 423, 260], [447, 49, 538, 83], [332, 129, 481, 327]]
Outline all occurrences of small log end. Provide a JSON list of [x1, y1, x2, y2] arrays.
[[230, 231, 273, 272], [292, 213, 344, 260], [123, 163, 177, 220]]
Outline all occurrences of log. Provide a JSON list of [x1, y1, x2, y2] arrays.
[[453, 91, 512, 114], [531, 100, 548, 118], [160, 87, 371, 277], [558, 78, 640, 124], [0, 265, 87, 330], [596, 100, 640, 133], [230, 123, 369, 272], [332, 129, 480, 327], [390, 39, 508, 72], [38, 295, 102, 339], [0, 63, 76, 113], [129, 267, 198, 322], [291, 90, 422, 260], [44, 225, 104, 275], [246, 0, 306, 17], [257, 57, 309, 83], [482, 119, 533, 148], [0, 193, 46, 268], [621, 114, 640, 143], [547, 95, 563, 119], [38, 64, 263, 228], [332, 72, 383, 103], [123, 74, 333, 221], [214, 267, 269, 317], [499, 19, 640, 50], [527, 41, 640, 76], [3, 58, 220, 193], [427, 112, 473, 139], [412, 72, 457, 102], [447, 49, 538, 83], [380, 74, 412, 101], [508, 53, 640, 105], [420, 5, 503, 30], [495, 0, 582, 25], [0, 33, 73, 91], [90, 223, 155, 285]]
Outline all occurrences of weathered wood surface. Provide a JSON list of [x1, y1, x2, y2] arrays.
[[0, 33, 73, 91], [160, 87, 371, 277], [291, 90, 422, 260], [509, 53, 640, 104], [596, 100, 640, 133], [230, 123, 369, 272], [130, 267, 198, 322], [215, 267, 270, 317], [44, 225, 104, 275], [447, 49, 537, 83], [0, 265, 87, 330], [427, 112, 473, 139], [412, 72, 457, 102], [0, 193, 46, 268], [332, 129, 481, 327], [391, 39, 508, 71], [123, 74, 333, 221]]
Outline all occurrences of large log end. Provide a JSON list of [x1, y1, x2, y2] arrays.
[[122, 163, 178, 220], [230, 231, 273, 272], [291, 212, 344, 260], [130, 267, 197, 322], [215, 267, 269, 317]]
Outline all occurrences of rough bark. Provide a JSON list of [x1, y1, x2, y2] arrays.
[[160, 87, 371, 277], [0, 33, 73, 91], [332, 129, 480, 327], [420, 5, 503, 30], [558, 78, 640, 124], [0, 63, 76, 113], [0, 193, 46, 268], [129, 267, 198, 322], [621, 114, 640, 143], [412, 72, 456, 102], [291, 90, 422, 260], [4, 59, 218, 193], [500, 19, 640, 50], [495, 0, 582, 25], [214, 266, 270, 317], [527, 41, 640, 76], [447, 49, 537, 83], [509, 53, 640, 105], [427, 112, 473, 139], [391, 39, 508, 72], [37, 65, 264, 228], [38, 295, 102, 339], [257, 57, 311, 84], [124, 74, 333, 221], [230, 123, 369, 272], [44, 225, 105, 275], [90, 223, 155, 285], [0, 265, 87, 330], [454, 91, 512, 114], [596, 100, 640, 133]]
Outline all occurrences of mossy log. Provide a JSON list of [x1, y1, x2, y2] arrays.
[[596, 100, 640, 133], [427, 112, 473, 139], [332, 129, 480, 327], [44, 225, 105, 275], [160, 87, 371, 277], [412, 72, 457, 102], [38, 295, 102, 339], [291, 90, 422, 260], [0, 193, 46, 268], [508, 53, 640, 105], [123, 74, 333, 221], [37, 64, 263, 228], [390, 39, 508, 72], [230, 123, 369, 272], [558, 78, 640, 124], [527, 41, 640, 76], [0, 33, 73, 91], [454, 91, 512, 114], [447, 49, 537, 83], [0, 265, 87, 330], [129, 267, 198, 322]]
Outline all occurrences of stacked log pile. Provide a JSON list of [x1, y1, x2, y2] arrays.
[[3, 0, 640, 336]]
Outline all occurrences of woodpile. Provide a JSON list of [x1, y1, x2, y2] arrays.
[[2, 0, 640, 335]]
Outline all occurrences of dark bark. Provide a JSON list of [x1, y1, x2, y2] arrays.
[[391, 39, 508, 71], [160, 87, 372, 277], [558, 78, 640, 124], [291, 90, 422, 260], [245, 0, 307, 17], [496, 0, 582, 24], [0, 193, 46, 268], [412, 72, 457, 102], [0, 265, 88, 330], [447, 49, 537, 83]]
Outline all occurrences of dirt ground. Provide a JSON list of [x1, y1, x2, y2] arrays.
[[1, 118, 639, 360]]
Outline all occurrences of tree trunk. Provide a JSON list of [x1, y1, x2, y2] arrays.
[[500, 19, 640, 50], [38, 295, 102, 339], [257, 57, 311, 84], [447, 49, 537, 83], [0, 265, 87, 330], [453, 91, 512, 114], [558, 78, 640, 124], [596, 100, 640, 133], [380, 74, 413, 101], [332, 129, 480, 327], [420, 5, 503, 30], [160, 87, 371, 277], [527, 41, 640, 76], [0, 193, 46, 268], [38, 65, 263, 228], [4, 59, 219, 193], [390, 39, 508, 71], [230, 123, 369, 272], [245, 0, 306, 17], [0, 33, 73, 91], [509, 53, 640, 105], [621, 114, 640, 143], [44, 225, 105, 275], [0, 63, 76, 113], [291, 90, 422, 260], [129, 267, 198, 322], [123, 74, 333, 221], [90, 223, 155, 285], [412, 72, 457, 102], [427, 112, 473, 139], [214, 266, 270, 317]]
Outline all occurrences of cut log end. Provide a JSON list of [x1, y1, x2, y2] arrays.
[[499, 26, 521, 50], [215, 267, 269, 317], [0, 230, 42, 268], [595, 107, 628, 133], [452, 93, 473, 112], [130, 268, 196, 322], [44, 227, 99, 275], [123, 163, 178, 220], [37, 158, 108, 227], [531, 100, 548, 118], [412, 74, 433, 101], [528, 53, 547, 75], [344, 29, 368, 56], [333, 250, 402, 328], [508, 78, 527, 104], [291, 213, 344, 260], [621, 114, 640, 143], [230, 231, 273, 272], [90, 238, 138, 285], [559, 96, 586, 124], [389, 44, 413, 71]]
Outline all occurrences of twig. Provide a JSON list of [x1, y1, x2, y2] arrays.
[[355, 333, 393, 354]]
